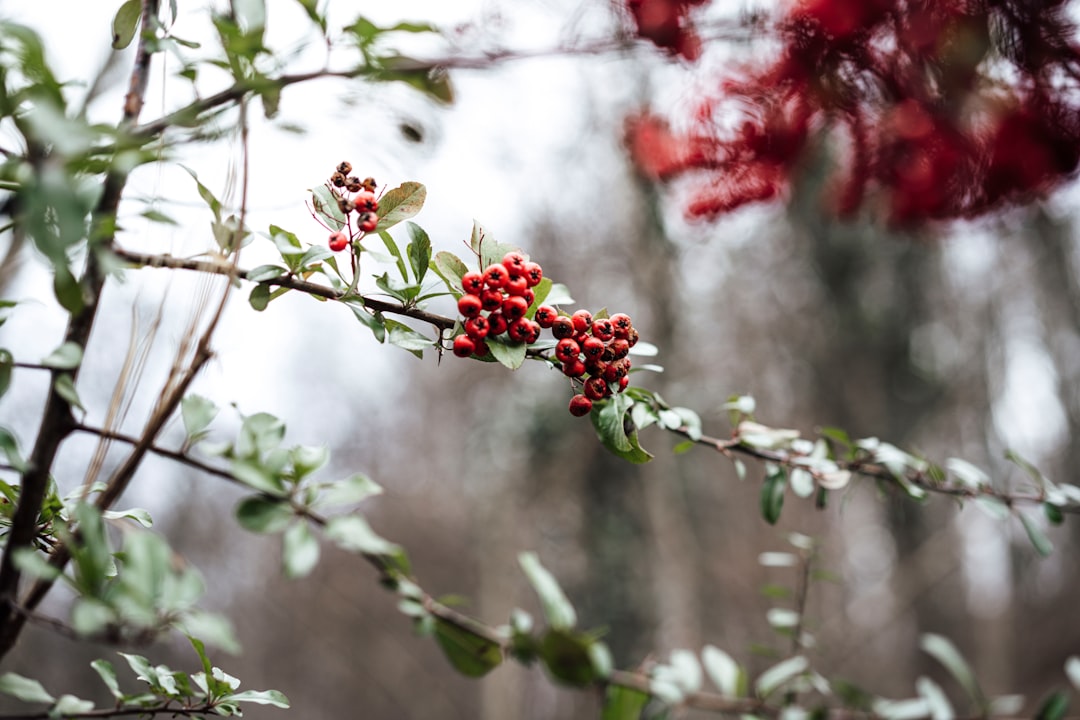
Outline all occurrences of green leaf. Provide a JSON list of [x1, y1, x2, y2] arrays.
[[102, 507, 153, 528], [755, 655, 808, 698], [543, 283, 574, 306], [230, 459, 285, 496], [406, 222, 431, 283], [90, 660, 122, 700], [0, 349, 11, 401], [375, 182, 426, 232], [917, 677, 954, 720], [920, 634, 983, 707], [224, 689, 290, 708], [41, 341, 82, 370], [1036, 691, 1069, 720], [53, 266, 84, 314], [52, 694, 95, 715], [518, 552, 576, 631], [325, 515, 400, 556], [53, 373, 84, 411], [179, 611, 240, 655], [346, 302, 386, 343], [181, 395, 218, 441], [0, 673, 54, 704], [317, 473, 383, 507], [282, 522, 320, 579], [486, 335, 526, 370], [235, 495, 294, 533], [246, 264, 286, 282], [385, 319, 431, 357], [311, 185, 346, 231], [539, 629, 600, 687], [1018, 512, 1053, 557], [433, 618, 502, 677], [112, 0, 141, 49], [602, 685, 650, 720], [431, 251, 469, 294], [249, 283, 271, 311], [702, 645, 744, 697], [591, 394, 633, 453], [760, 466, 786, 525], [0, 428, 26, 473], [12, 548, 61, 581], [183, 166, 222, 220]]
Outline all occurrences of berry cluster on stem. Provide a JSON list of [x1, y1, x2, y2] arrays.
[[450, 250, 639, 417], [318, 160, 380, 251]]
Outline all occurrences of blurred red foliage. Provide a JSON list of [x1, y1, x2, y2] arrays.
[[624, 0, 1080, 224]]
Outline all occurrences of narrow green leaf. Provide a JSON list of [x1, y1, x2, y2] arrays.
[[486, 336, 526, 370], [224, 689, 289, 708], [90, 660, 122, 700], [346, 302, 386, 343], [385, 319, 431, 357], [0, 673, 54, 704], [518, 552, 576, 631], [246, 264, 286, 282], [111, 0, 141, 49], [52, 694, 95, 715], [406, 222, 431, 283], [282, 522, 320, 579], [325, 515, 400, 556], [1018, 512, 1054, 557], [53, 374, 84, 411], [316, 473, 383, 507], [920, 634, 983, 707], [755, 655, 808, 697], [760, 467, 786, 525], [1036, 691, 1069, 720], [433, 618, 502, 678], [0, 349, 11, 401], [702, 645, 743, 697], [102, 507, 153, 528]]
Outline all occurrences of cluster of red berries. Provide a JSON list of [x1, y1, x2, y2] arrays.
[[325, 161, 379, 252], [451, 251, 546, 358], [450, 251, 639, 417]]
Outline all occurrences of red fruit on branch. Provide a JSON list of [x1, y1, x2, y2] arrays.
[[452, 335, 476, 358], [328, 231, 348, 252], [568, 394, 593, 417]]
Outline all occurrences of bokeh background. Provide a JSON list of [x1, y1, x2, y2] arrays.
[[1, 1, 1078, 718]]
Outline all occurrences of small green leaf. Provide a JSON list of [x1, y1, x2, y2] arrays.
[[230, 459, 285, 496], [224, 689, 290, 708], [317, 473, 383, 507], [0, 673, 54, 704], [282, 522, 320, 579], [0, 350, 11, 401], [235, 496, 294, 533], [755, 655, 808, 698], [385, 320, 431, 357], [543, 283, 574, 306], [406, 222, 431, 283], [702, 645, 743, 697], [345, 302, 386, 343], [112, 0, 141, 49], [325, 515, 400, 556], [518, 552, 576, 631], [591, 394, 633, 453], [53, 374, 84, 411], [539, 629, 600, 687], [249, 284, 271, 311], [376, 182, 426, 232], [602, 685, 650, 720], [90, 660, 122, 700], [431, 251, 469, 294], [41, 341, 82, 370], [433, 618, 502, 678], [760, 466, 786, 525], [181, 394, 218, 440], [920, 634, 983, 707], [52, 694, 95, 715], [486, 336, 526, 370], [1018, 512, 1053, 557], [1036, 691, 1069, 720], [12, 549, 61, 581], [102, 507, 153, 528], [247, 264, 286, 282], [311, 185, 346, 231]]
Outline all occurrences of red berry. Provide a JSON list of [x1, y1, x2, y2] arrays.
[[524, 320, 541, 344], [561, 358, 586, 378], [582, 336, 605, 359], [609, 338, 630, 359], [568, 394, 592, 417], [507, 318, 532, 343], [483, 264, 508, 289], [535, 306, 557, 328], [502, 295, 529, 321], [618, 375, 629, 392], [603, 362, 625, 382], [610, 313, 633, 338], [474, 339, 490, 357], [555, 338, 580, 363], [487, 312, 508, 336], [328, 231, 348, 252], [504, 273, 528, 297], [358, 212, 378, 232], [502, 252, 527, 272], [522, 288, 536, 307], [552, 317, 575, 339], [354, 191, 379, 213], [457, 294, 483, 318], [586, 359, 609, 378], [584, 376, 608, 401], [626, 327, 640, 347], [452, 335, 475, 358], [465, 316, 490, 340], [461, 271, 485, 295], [523, 262, 543, 287], [591, 318, 615, 342], [480, 288, 504, 311], [572, 309, 593, 333]]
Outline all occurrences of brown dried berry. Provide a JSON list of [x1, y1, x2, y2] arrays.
[[337, 197, 355, 213], [331, 172, 347, 187], [337, 161, 353, 175], [361, 177, 377, 192], [346, 177, 363, 193]]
